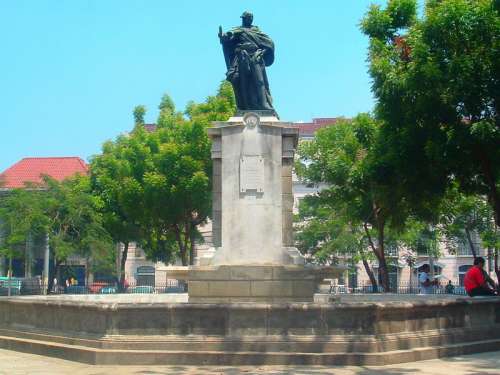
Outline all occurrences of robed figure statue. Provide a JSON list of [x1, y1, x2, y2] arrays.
[[218, 12, 275, 113]]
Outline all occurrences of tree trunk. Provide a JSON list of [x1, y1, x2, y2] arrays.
[[119, 242, 129, 290], [174, 226, 188, 266], [24, 233, 32, 278], [43, 232, 50, 295], [376, 223, 390, 293], [189, 225, 196, 266], [0, 225, 4, 277], [479, 153, 500, 227], [0, 255, 4, 277], [377, 255, 390, 292], [464, 227, 477, 258], [7, 256, 13, 296], [85, 257, 90, 287], [495, 248, 500, 288], [364, 221, 389, 292], [180, 247, 188, 266], [54, 259, 62, 293], [360, 250, 378, 291]]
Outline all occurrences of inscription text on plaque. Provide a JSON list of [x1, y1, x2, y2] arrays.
[[240, 156, 264, 193]]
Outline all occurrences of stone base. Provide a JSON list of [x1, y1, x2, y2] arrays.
[[0, 295, 500, 365], [234, 109, 279, 119], [188, 265, 344, 303]]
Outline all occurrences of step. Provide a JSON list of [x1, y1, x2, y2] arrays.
[[1, 332, 500, 366]]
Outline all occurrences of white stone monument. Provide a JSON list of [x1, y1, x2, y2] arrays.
[[188, 112, 341, 302]]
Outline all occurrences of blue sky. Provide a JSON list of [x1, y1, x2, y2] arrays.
[[0, 0, 388, 171]]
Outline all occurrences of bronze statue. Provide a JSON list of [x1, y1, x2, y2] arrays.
[[218, 11, 276, 114]]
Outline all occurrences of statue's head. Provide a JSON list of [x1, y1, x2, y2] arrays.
[[240, 11, 253, 27]]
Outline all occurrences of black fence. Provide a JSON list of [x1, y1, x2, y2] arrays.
[[0, 277, 471, 297], [0, 278, 187, 296], [330, 281, 467, 295]]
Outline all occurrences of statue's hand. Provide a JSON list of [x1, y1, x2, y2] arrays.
[[226, 69, 239, 83], [254, 49, 264, 63], [219, 31, 232, 43]]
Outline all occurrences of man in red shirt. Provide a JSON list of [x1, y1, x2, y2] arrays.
[[464, 257, 497, 297]]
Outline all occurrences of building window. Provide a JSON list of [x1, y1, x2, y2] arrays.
[[388, 265, 398, 291], [386, 244, 399, 257], [458, 265, 472, 286], [348, 269, 358, 288], [453, 231, 483, 256], [136, 266, 155, 286], [456, 241, 473, 256]]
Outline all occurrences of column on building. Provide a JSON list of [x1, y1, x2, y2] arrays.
[[24, 232, 33, 278]]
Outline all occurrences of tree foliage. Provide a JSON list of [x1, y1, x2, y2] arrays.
[[0, 188, 47, 270], [0, 176, 113, 278], [90, 81, 236, 268], [133, 105, 147, 126], [297, 114, 409, 291], [361, 0, 500, 225], [296, 194, 379, 289]]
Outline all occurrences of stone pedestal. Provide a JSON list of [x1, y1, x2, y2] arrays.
[[189, 112, 342, 302], [206, 113, 299, 265], [188, 265, 340, 303]]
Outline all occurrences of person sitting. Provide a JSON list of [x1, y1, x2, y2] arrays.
[[464, 257, 498, 297], [445, 280, 455, 294]]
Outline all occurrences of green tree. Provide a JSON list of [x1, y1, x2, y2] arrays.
[[141, 81, 235, 265], [0, 176, 113, 287], [0, 188, 47, 279], [136, 120, 211, 265], [43, 175, 114, 283], [133, 105, 147, 126], [185, 81, 236, 123], [437, 186, 500, 283], [296, 195, 379, 289], [361, 0, 500, 226], [158, 93, 176, 118], [91, 81, 236, 268], [438, 187, 492, 258], [90, 129, 146, 285], [297, 114, 408, 291]]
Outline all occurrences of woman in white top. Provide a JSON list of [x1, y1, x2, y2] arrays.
[[419, 264, 437, 294]]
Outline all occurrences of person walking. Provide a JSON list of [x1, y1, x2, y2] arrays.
[[419, 264, 438, 294]]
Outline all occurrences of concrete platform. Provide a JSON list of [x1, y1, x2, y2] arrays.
[[1, 348, 499, 374], [0, 295, 499, 366]]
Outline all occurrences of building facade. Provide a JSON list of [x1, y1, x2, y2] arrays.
[[0, 157, 89, 284]]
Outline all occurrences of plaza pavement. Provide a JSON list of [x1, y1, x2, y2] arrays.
[[0, 349, 499, 375]]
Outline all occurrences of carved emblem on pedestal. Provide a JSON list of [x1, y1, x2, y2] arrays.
[[243, 113, 260, 128]]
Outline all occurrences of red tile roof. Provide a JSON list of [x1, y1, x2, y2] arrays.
[[292, 117, 343, 136], [143, 124, 157, 133], [0, 157, 88, 189]]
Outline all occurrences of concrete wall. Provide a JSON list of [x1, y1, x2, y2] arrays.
[[1, 296, 498, 337]]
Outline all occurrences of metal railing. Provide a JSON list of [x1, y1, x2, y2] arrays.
[[330, 281, 468, 295], [0, 278, 474, 297], [0, 278, 187, 296]]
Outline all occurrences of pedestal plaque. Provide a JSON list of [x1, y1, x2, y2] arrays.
[[240, 156, 264, 193]]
